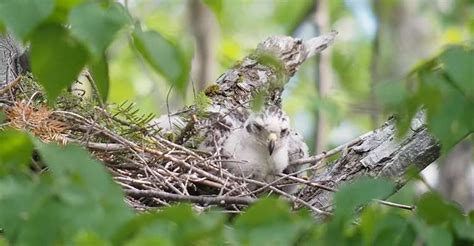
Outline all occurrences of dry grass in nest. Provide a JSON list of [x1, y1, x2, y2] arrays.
[[5, 101, 68, 143]]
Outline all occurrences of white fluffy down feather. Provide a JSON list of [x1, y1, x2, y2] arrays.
[[221, 106, 308, 192]]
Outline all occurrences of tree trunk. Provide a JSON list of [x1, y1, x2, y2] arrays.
[[188, 0, 219, 92], [313, 0, 332, 154], [438, 141, 474, 211], [0, 34, 23, 86], [303, 114, 440, 210]]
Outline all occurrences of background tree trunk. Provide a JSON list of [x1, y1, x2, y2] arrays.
[[438, 141, 474, 212], [188, 0, 219, 92], [313, 0, 332, 154]]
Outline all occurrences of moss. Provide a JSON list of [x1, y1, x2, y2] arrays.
[[194, 92, 212, 115], [204, 84, 220, 97], [236, 73, 244, 84]]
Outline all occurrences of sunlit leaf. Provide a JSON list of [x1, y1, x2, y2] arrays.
[[30, 24, 88, 104], [0, 0, 54, 39]]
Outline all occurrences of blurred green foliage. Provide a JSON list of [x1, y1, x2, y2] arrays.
[[377, 45, 473, 151], [0, 131, 472, 245], [0, 0, 191, 104]]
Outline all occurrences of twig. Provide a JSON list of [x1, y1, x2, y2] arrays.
[[0, 75, 21, 94], [83, 71, 106, 109], [373, 199, 416, 210], [125, 189, 255, 205], [291, 130, 374, 165]]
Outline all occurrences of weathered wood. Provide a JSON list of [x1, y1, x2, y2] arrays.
[[0, 34, 27, 87], [303, 113, 440, 210]]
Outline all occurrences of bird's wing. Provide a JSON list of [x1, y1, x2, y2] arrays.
[[288, 130, 309, 162], [285, 130, 309, 176]]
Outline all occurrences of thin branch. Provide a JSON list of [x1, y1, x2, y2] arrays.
[[291, 130, 374, 166], [125, 189, 255, 205], [373, 199, 416, 210]]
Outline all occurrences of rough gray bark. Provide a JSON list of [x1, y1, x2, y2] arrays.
[[175, 32, 338, 152], [0, 34, 22, 86], [0, 34, 28, 96], [303, 114, 440, 210]]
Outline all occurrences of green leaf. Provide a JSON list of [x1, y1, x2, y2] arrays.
[[0, 237, 7, 246], [69, 2, 129, 57], [426, 226, 453, 246], [0, 130, 33, 175], [89, 54, 110, 101], [334, 178, 395, 218], [440, 45, 474, 96], [0, 177, 42, 244], [124, 236, 172, 246], [114, 204, 225, 245], [453, 219, 474, 241], [0, 111, 5, 123], [469, 210, 474, 224], [20, 141, 134, 243], [112, 212, 175, 244], [30, 24, 88, 104], [0, 21, 5, 34], [232, 198, 312, 246], [416, 192, 464, 225], [0, 0, 54, 39], [360, 206, 417, 246], [376, 81, 408, 109], [419, 70, 473, 151], [132, 27, 189, 95], [74, 231, 112, 246]]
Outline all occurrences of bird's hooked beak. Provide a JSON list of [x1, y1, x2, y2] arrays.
[[267, 133, 277, 155]]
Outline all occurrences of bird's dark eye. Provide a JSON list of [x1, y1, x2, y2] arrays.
[[253, 123, 263, 132], [280, 128, 289, 137]]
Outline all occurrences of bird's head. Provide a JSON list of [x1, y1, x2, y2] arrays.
[[245, 106, 290, 155]]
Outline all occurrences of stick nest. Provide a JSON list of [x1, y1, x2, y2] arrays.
[[0, 75, 326, 214]]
